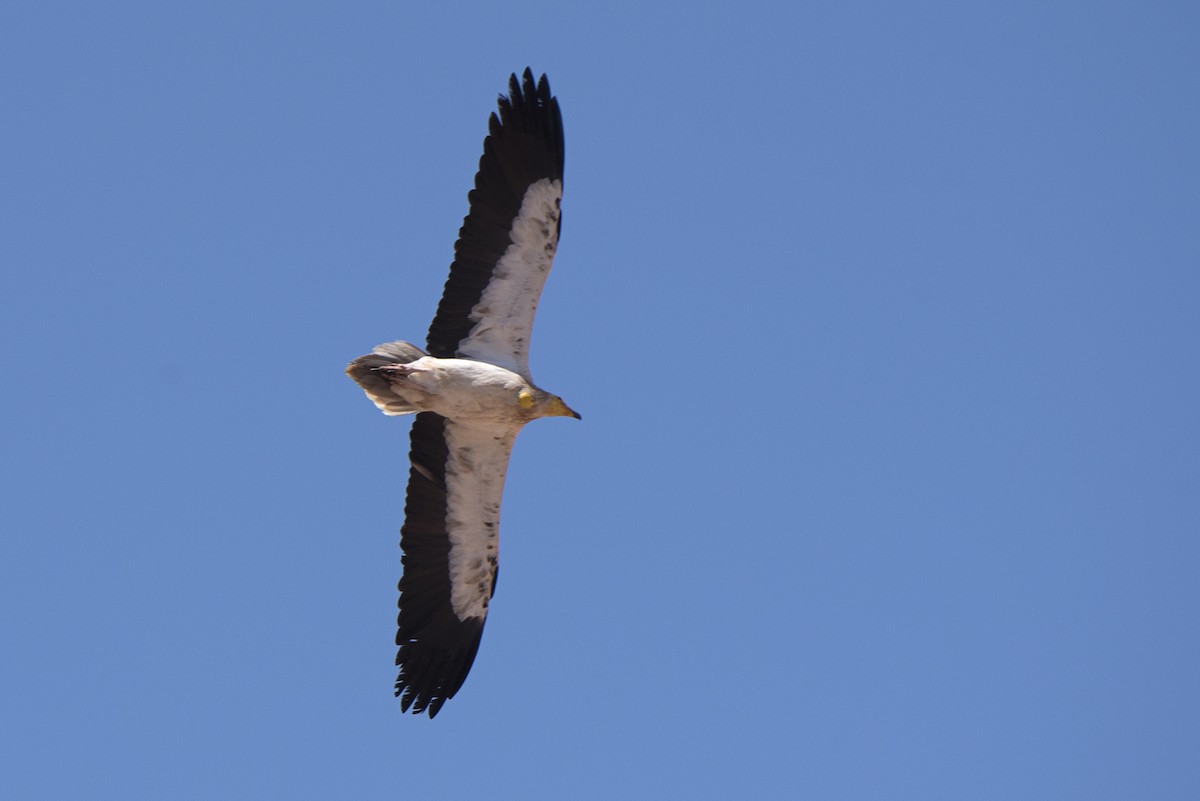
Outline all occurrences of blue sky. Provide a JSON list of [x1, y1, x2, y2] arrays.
[[3, 2, 1198, 798]]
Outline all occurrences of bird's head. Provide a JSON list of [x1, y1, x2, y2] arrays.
[[518, 388, 581, 420]]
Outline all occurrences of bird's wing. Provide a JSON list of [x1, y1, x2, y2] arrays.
[[425, 69, 565, 379], [394, 412, 518, 717]]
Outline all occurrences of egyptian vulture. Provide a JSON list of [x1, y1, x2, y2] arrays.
[[346, 69, 577, 718]]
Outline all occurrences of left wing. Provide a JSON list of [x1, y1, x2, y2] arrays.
[[425, 69, 565, 379], [393, 412, 518, 717]]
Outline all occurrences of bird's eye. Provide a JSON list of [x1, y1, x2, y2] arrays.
[[518, 390, 535, 409]]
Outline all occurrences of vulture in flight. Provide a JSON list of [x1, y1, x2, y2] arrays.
[[347, 69, 577, 717]]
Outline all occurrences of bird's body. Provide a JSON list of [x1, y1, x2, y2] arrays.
[[346, 70, 576, 718], [368, 355, 574, 426]]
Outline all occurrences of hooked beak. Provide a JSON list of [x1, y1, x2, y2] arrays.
[[549, 397, 582, 420]]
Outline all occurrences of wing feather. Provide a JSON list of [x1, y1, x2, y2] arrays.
[[394, 412, 517, 717], [426, 69, 564, 378]]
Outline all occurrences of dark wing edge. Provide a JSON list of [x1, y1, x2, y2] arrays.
[[425, 68, 565, 358], [394, 412, 487, 718]]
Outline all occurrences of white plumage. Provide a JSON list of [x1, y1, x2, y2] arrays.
[[346, 70, 577, 718]]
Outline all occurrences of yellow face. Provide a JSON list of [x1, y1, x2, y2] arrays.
[[543, 395, 581, 420], [518, 388, 580, 419]]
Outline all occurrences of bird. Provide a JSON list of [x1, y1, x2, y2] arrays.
[[346, 69, 578, 718]]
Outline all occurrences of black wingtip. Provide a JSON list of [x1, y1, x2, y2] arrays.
[[502, 68, 556, 122], [394, 612, 486, 719]]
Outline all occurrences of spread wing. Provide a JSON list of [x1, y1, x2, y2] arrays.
[[425, 68, 565, 379], [394, 413, 518, 718]]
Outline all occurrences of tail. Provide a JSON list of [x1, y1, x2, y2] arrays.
[[346, 340, 427, 416]]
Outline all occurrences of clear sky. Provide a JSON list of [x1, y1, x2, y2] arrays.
[[3, 2, 1198, 799]]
